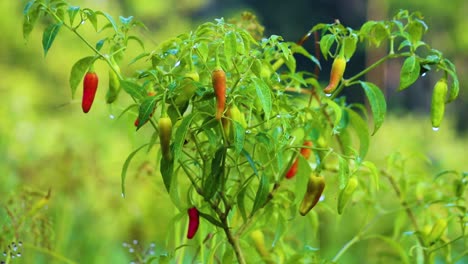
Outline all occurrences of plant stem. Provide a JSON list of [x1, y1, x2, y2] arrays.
[[331, 235, 360, 263], [382, 170, 428, 261], [23, 243, 78, 264], [222, 221, 246, 264]]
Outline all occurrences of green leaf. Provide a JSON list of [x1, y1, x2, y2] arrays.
[[346, 108, 370, 160], [198, 211, 223, 228], [203, 147, 226, 200], [120, 80, 146, 101], [445, 60, 460, 103], [359, 82, 387, 135], [160, 153, 174, 192], [69, 56, 95, 98], [128, 36, 145, 50], [362, 161, 379, 191], [365, 235, 410, 264], [237, 187, 248, 222], [406, 19, 427, 46], [173, 113, 196, 162], [241, 149, 258, 176], [23, 2, 42, 40], [252, 77, 272, 120], [42, 22, 63, 56], [343, 35, 358, 60], [325, 99, 343, 134], [319, 34, 335, 59], [232, 121, 246, 155], [338, 156, 349, 190], [224, 31, 237, 66], [294, 156, 313, 203], [83, 8, 98, 31], [67, 6, 80, 26], [96, 11, 118, 32], [136, 96, 157, 130], [399, 55, 420, 90], [250, 174, 270, 216], [119, 16, 133, 26], [283, 52, 297, 73], [121, 144, 149, 197]]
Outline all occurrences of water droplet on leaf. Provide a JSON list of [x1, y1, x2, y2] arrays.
[[432, 127, 440, 131]]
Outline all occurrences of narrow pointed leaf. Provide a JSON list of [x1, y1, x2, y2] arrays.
[[69, 56, 95, 98], [252, 77, 272, 120], [136, 96, 157, 130], [359, 81, 387, 135], [399, 55, 420, 90], [346, 108, 370, 160], [173, 113, 196, 162], [251, 174, 270, 216], [121, 144, 149, 197], [42, 22, 63, 56]]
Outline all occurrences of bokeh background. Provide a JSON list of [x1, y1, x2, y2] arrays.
[[1, 0, 467, 263]]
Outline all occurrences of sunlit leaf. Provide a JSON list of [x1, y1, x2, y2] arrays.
[[120, 80, 146, 101], [362, 161, 380, 191], [69, 56, 95, 98], [252, 77, 272, 120], [96, 11, 118, 32], [338, 156, 349, 189], [359, 81, 387, 134], [325, 99, 343, 134], [233, 121, 246, 155], [346, 108, 370, 160], [224, 31, 237, 66], [319, 34, 335, 59], [399, 55, 420, 90]]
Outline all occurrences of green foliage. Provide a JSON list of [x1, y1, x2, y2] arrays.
[[4, 0, 464, 263]]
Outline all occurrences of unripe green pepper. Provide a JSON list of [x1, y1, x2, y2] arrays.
[[159, 116, 173, 161], [324, 55, 346, 94], [337, 177, 358, 214], [431, 78, 448, 129], [174, 72, 199, 107], [106, 69, 120, 104], [229, 103, 247, 128], [250, 229, 271, 261], [299, 173, 325, 216], [428, 219, 447, 244]]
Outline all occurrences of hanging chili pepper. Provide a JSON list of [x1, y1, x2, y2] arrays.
[[212, 67, 226, 120], [187, 207, 200, 239], [82, 70, 99, 113]]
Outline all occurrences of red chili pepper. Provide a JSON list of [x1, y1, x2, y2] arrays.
[[212, 67, 226, 120], [82, 71, 99, 113], [187, 207, 200, 239], [286, 140, 313, 179]]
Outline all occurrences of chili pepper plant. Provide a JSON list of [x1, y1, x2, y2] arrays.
[[22, 1, 464, 263]]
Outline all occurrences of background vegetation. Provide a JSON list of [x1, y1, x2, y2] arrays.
[[1, 0, 466, 263]]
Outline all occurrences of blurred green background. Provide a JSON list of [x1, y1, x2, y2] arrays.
[[1, 0, 467, 263]]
